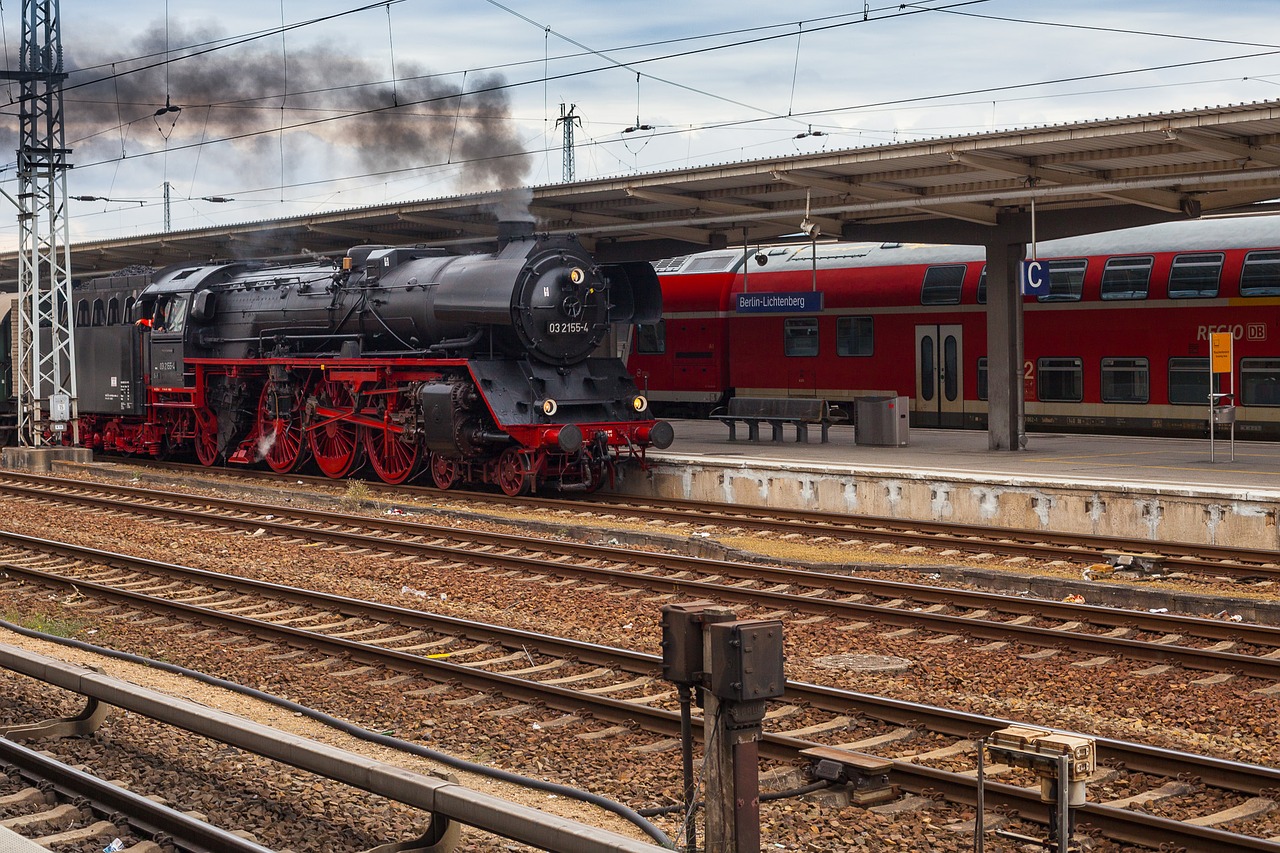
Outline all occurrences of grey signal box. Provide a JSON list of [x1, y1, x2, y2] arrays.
[[660, 601, 716, 686], [708, 619, 785, 702]]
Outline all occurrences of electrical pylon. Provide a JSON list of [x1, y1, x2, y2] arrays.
[[556, 103, 580, 183], [0, 0, 77, 446]]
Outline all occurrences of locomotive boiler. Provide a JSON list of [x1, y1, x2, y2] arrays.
[[75, 223, 673, 494]]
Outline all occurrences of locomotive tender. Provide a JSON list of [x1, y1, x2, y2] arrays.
[[68, 223, 673, 494], [628, 215, 1280, 439]]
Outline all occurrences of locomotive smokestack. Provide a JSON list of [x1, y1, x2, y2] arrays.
[[497, 219, 536, 249]]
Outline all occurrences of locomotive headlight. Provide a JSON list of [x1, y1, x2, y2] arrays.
[[569, 267, 586, 286], [631, 394, 649, 413], [541, 398, 559, 417]]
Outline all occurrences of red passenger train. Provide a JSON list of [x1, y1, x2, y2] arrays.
[[627, 215, 1280, 438]]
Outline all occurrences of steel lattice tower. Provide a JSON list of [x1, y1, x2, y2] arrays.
[[556, 103, 580, 183], [2, 0, 77, 445]]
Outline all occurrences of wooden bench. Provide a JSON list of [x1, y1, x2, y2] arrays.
[[711, 396, 846, 443]]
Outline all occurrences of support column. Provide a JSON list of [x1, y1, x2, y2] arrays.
[[700, 607, 739, 851], [985, 240, 1026, 451]]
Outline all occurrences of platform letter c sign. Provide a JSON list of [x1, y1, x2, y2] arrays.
[[1020, 260, 1048, 296]]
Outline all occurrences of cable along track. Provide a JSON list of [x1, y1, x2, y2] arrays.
[[0, 532, 1279, 850]]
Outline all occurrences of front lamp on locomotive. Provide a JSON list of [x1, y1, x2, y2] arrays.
[[76, 226, 673, 496]]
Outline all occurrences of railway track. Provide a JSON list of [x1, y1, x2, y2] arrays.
[[0, 685, 447, 853], [112, 459, 1280, 580], [0, 734, 282, 852], [3, 472, 1280, 679], [0, 527, 1278, 850]]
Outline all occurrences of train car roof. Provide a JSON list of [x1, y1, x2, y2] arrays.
[[656, 214, 1280, 274]]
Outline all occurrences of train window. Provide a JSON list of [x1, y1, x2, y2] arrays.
[[107, 298, 120, 325], [920, 265, 966, 305], [1036, 357, 1082, 402], [1101, 357, 1149, 403], [651, 257, 689, 273], [1240, 250, 1280, 296], [1241, 359, 1280, 406], [836, 316, 873, 356], [792, 244, 874, 261], [1039, 259, 1086, 302], [783, 317, 819, 357], [1100, 256, 1152, 300], [684, 254, 738, 273], [149, 293, 189, 334], [920, 337, 935, 402], [1168, 358, 1210, 404], [1168, 253, 1223, 298], [977, 357, 988, 401], [91, 299, 106, 326], [75, 299, 90, 326], [635, 321, 666, 355], [977, 266, 987, 304]]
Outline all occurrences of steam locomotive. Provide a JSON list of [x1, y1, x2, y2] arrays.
[[63, 223, 673, 494]]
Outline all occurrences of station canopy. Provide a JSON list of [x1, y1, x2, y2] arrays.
[[11, 98, 1280, 283]]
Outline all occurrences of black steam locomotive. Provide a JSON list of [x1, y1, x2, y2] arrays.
[[69, 223, 673, 494]]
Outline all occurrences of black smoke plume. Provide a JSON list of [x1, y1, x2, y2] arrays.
[[49, 20, 532, 192]]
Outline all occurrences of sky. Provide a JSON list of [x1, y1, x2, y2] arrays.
[[0, 0, 1278, 248]]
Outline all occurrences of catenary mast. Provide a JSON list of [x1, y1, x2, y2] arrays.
[[1, 0, 77, 446]]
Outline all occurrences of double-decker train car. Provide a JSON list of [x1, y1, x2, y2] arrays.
[[628, 215, 1280, 438], [28, 223, 672, 494]]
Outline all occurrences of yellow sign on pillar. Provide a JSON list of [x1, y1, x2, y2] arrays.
[[1211, 332, 1233, 374]]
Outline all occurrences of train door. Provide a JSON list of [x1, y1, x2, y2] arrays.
[[147, 292, 191, 389], [914, 324, 964, 427], [785, 316, 818, 397]]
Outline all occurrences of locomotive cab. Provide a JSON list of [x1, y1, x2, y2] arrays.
[[137, 286, 195, 388], [138, 262, 248, 388]]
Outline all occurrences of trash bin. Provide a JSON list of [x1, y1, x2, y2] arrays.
[[1212, 405, 1236, 425], [855, 396, 910, 446]]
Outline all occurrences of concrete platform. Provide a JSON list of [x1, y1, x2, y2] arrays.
[[1, 447, 93, 473], [619, 422, 1280, 550], [0, 826, 53, 852]]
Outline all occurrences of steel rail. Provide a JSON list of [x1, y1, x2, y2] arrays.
[[3, 545, 1276, 852], [0, 737, 277, 853], [0, 533, 1278, 793], [3, 482, 1280, 679], [528, 492, 1280, 578], [41, 464, 1280, 577], [0, 643, 668, 853], [4, 534, 1271, 791], [2, 475, 1279, 651]]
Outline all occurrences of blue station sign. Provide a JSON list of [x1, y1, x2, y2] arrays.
[[735, 291, 824, 313], [1020, 259, 1049, 296]]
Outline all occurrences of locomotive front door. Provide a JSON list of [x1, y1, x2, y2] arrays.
[[914, 324, 964, 428], [148, 292, 192, 389]]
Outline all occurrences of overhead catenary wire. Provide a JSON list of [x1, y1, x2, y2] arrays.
[[787, 22, 802, 117], [5, 0, 1251, 150], [4, 0, 1274, 220], [46, 42, 1280, 182], [903, 4, 1280, 50]]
